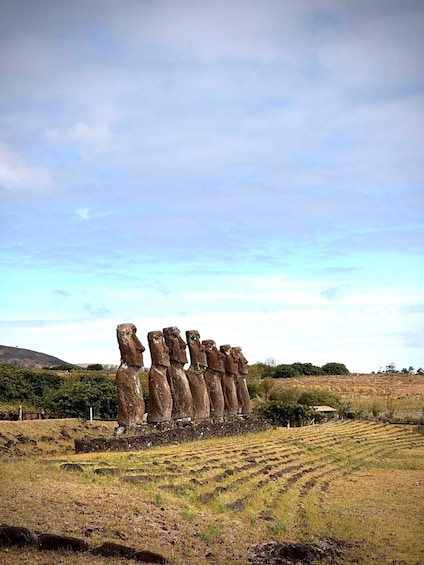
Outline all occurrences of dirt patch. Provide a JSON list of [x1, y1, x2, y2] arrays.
[[248, 537, 357, 564]]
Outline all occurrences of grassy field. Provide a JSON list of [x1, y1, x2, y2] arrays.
[[263, 373, 424, 421], [1, 415, 423, 564]]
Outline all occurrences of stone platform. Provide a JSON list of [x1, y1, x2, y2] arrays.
[[74, 418, 272, 453]]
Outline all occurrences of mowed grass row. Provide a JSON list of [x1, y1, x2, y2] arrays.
[[1, 420, 424, 564]]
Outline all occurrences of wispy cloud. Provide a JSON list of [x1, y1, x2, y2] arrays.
[[0, 142, 52, 192], [1, 0, 423, 371]]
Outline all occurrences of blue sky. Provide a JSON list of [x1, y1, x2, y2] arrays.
[[1, 0, 423, 372]]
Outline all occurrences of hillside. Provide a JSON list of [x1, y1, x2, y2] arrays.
[[0, 345, 71, 369]]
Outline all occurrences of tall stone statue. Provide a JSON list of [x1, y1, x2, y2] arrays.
[[202, 339, 225, 421], [186, 330, 210, 421], [163, 326, 193, 421], [147, 331, 173, 424], [233, 346, 251, 416], [115, 323, 145, 434], [220, 344, 239, 417]]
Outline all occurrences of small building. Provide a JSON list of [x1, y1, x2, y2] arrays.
[[313, 405, 338, 418]]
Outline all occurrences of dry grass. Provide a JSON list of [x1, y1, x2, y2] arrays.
[[269, 373, 424, 419], [1, 417, 424, 564]]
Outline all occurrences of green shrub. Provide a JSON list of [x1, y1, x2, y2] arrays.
[[298, 390, 341, 408], [321, 362, 349, 375], [255, 401, 320, 427]]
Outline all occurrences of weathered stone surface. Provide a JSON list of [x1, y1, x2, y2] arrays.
[[234, 346, 252, 416], [74, 419, 272, 453], [134, 549, 170, 563], [37, 533, 89, 552], [202, 339, 225, 421], [248, 537, 357, 565], [93, 467, 120, 475], [186, 330, 210, 421], [91, 541, 136, 558], [220, 344, 239, 417], [163, 326, 193, 421], [115, 323, 145, 430], [0, 525, 35, 547], [147, 331, 173, 424], [60, 462, 84, 472]]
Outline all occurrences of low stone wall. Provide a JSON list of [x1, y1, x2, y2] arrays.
[[74, 418, 272, 453]]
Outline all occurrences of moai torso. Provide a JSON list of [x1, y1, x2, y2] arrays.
[[163, 326, 193, 421], [115, 323, 145, 430], [186, 330, 210, 420], [220, 344, 239, 417], [202, 339, 225, 420], [147, 331, 173, 424], [233, 346, 251, 416]]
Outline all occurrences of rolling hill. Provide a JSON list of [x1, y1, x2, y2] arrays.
[[0, 345, 71, 369]]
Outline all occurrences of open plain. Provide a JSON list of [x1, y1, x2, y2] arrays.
[[1, 407, 423, 564]]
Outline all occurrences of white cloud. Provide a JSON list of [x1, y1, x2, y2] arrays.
[[45, 122, 112, 146], [0, 142, 52, 192]]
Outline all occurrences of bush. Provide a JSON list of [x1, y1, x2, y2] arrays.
[[321, 362, 349, 375], [255, 401, 321, 427], [273, 364, 301, 379], [292, 363, 324, 376], [298, 389, 341, 408], [247, 382, 262, 398], [43, 373, 118, 419], [0, 364, 64, 405]]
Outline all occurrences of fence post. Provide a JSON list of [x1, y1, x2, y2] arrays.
[[89, 406, 93, 421], [18, 405, 23, 421]]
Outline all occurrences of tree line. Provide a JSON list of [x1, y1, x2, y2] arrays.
[[0, 364, 118, 420], [248, 361, 349, 380]]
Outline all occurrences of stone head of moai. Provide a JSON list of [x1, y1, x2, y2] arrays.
[[163, 326, 188, 365], [202, 339, 225, 373], [116, 323, 145, 368], [186, 330, 207, 369], [148, 330, 170, 368], [233, 346, 248, 375], [220, 344, 239, 375]]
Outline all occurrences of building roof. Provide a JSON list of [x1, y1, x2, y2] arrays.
[[313, 405, 337, 413]]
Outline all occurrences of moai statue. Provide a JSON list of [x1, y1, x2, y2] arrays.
[[233, 346, 251, 416], [115, 323, 145, 434], [147, 331, 173, 424], [220, 344, 239, 417], [163, 326, 193, 421], [202, 339, 225, 421], [186, 330, 210, 421]]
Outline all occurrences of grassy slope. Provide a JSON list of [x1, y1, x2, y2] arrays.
[[268, 373, 424, 419], [1, 419, 423, 564]]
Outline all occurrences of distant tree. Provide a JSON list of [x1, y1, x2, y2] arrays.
[[248, 362, 276, 380], [321, 362, 349, 375], [44, 373, 117, 419], [0, 365, 63, 405], [385, 362, 397, 374], [87, 364, 104, 371], [273, 364, 301, 379], [292, 362, 324, 376]]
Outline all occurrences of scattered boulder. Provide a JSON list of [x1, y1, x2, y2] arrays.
[[0, 525, 35, 547], [134, 549, 170, 563], [60, 462, 84, 472], [92, 541, 136, 558], [93, 467, 121, 475], [37, 533, 89, 552]]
